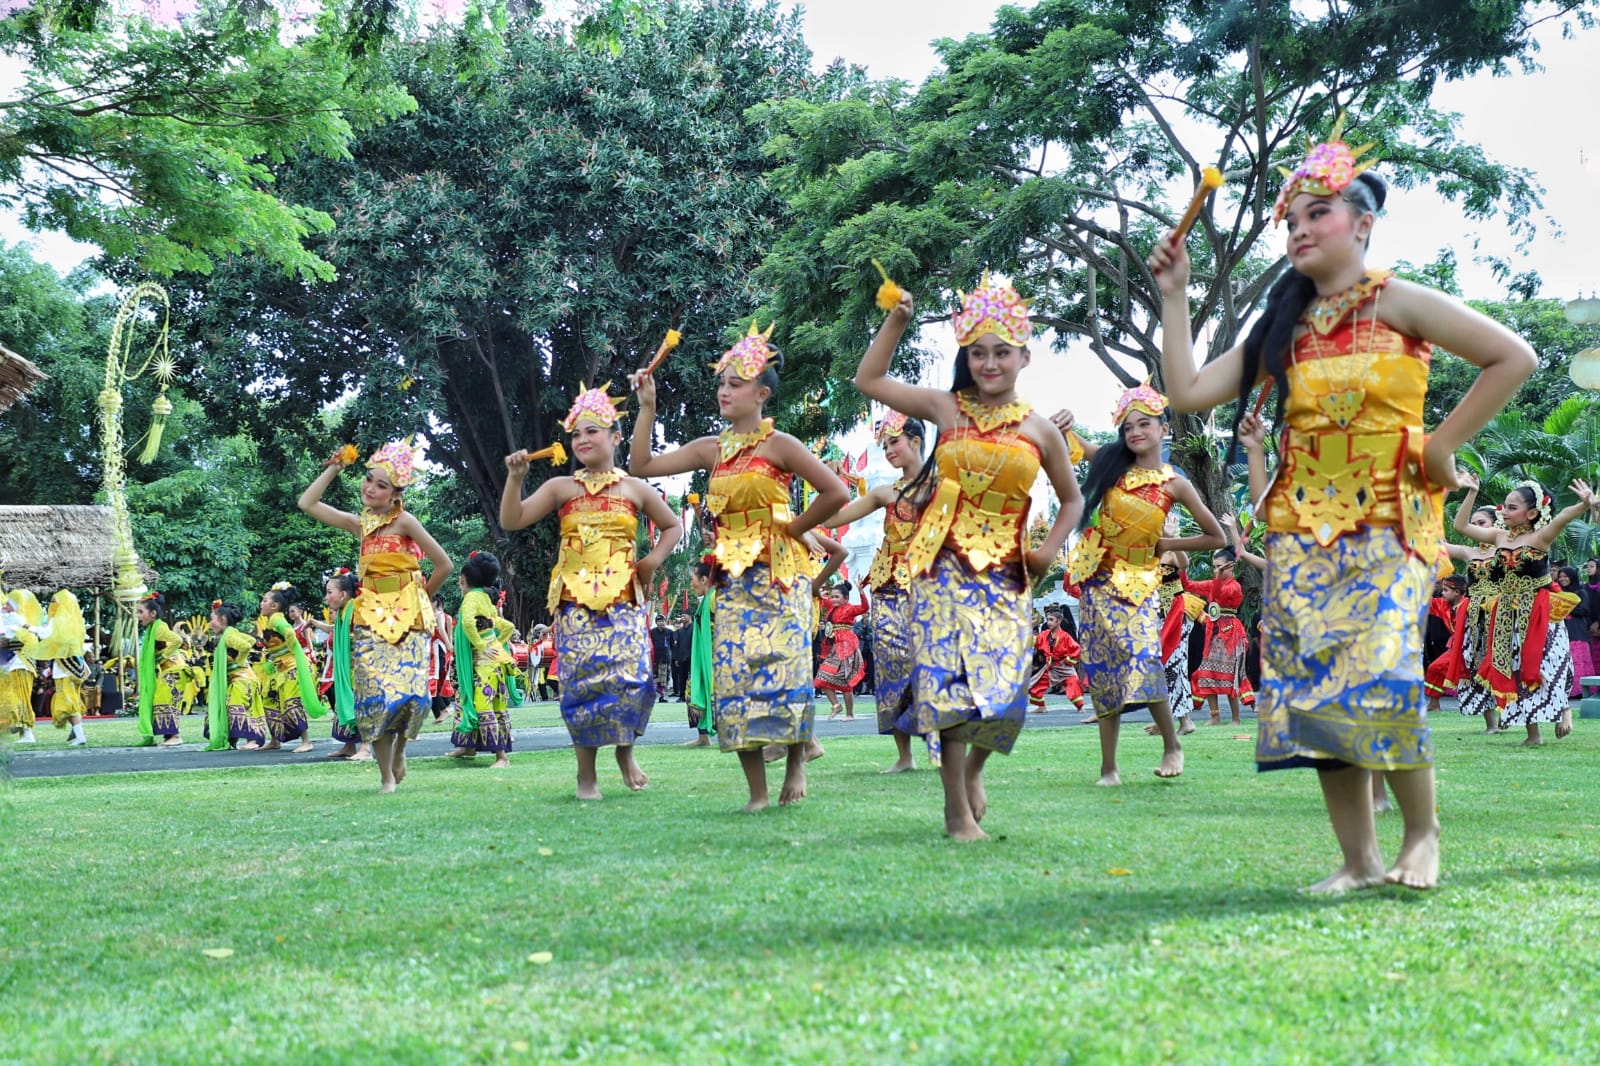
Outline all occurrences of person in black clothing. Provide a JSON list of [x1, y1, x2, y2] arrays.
[[649, 615, 671, 698], [670, 613, 692, 701]]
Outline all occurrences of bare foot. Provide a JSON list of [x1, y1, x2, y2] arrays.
[[238, 741, 261, 751], [1520, 737, 1544, 748], [1207, 716, 1222, 726], [1154, 750, 1184, 778], [160, 736, 183, 746], [447, 747, 477, 759], [1034, 706, 1049, 715], [965, 773, 987, 823], [620, 756, 649, 791], [682, 736, 710, 747], [804, 739, 825, 762], [350, 749, 375, 763], [394, 756, 407, 784], [944, 817, 990, 842], [1384, 827, 1440, 890], [779, 764, 807, 806], [1373, 796, 1393, 814], [879, 759, 915, 775], [293, 740, 314, 753], [325, 747, 356, 759], [1556, 710, 1573, 739], [1301, 863, 1386, 895], [264, 740, 282, 751], [1078, 713, 1097, 725], [1096, 771, 1122, 787], [742, 797, 770, 813], [576, 780, 602, 801], [762, 744, 784, 763], [1143, 723, 1159, 735], [1178, 718, 1196, 736], [379, 781, 396, 794], [843, 713, 855, 720], [491, 756, 510, 769]]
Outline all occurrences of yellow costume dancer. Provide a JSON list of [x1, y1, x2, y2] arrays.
[[25, 590, 90, 744], [134, 591, 185, 745], [865, 412, 923, 738], [203, 601, 266, 750], [258, 586, 326, 751], [902, 278, 1051, 758], [452, 559, 517, 755], [1251, 265, 1442, 770], [1, 588, 42, 740], [1069, 384, 1182, 719]]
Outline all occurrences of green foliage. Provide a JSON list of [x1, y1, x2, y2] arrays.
[[0, 0, 417, 279], [755, 0, 1593, 514], [168, 0, 816, 626], [1424, 297, 1593, 429]]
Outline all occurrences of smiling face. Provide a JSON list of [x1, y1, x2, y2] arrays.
[[361, 469, 398, 512], [717, 370, 770, 422], [882, 431, 920, 471], [1556, 570, 1573, 590], [1283, 192, 1372, 279], [1500, 489, 1536, 529], [963, 334, 1029, 399], [1121, 411, 1164, 456], [568, 419, 619, 467]]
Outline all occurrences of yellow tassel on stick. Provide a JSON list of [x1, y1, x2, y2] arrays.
[[870, 259, 903, 312], [526, 441, 568, 466], [643, 329, 682, 375], [1173, 166, 1225, 241]]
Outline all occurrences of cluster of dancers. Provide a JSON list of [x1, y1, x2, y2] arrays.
[[5, 123, 1580, 896]]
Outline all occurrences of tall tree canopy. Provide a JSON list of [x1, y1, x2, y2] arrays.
[[755, 0, 1596, 505], [167, 0, 817, 623], [0, 0, 417, 279]]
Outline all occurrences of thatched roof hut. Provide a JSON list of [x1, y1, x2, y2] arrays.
[[0, 342, 47, 414], [0, 505, 156, 593]]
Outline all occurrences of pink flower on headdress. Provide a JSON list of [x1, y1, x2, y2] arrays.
[[367, 438, 418, 488], [1271, 115, 1378, 224], [713, 321, 776, 381], [953, 272, 1032, 348], [873, 410, 909, 445], [1112, 382, 1168, 426], [562, 384, 627, 432]]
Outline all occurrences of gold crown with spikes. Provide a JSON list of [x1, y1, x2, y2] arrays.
[[562, 382, 628, 432], [1272, 113, 1379, 224], [953, 271, 1032, 348], [713, 320, 777, 381]]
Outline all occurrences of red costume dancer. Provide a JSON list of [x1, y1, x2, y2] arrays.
[[1423, 577, 1464, 707], [815, 587, 869, 694], [1185, 555, 1249, 723], [1028, 616, 1085, 712]]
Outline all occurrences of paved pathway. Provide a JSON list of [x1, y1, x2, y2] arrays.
[[6, 701, 1144, 780]]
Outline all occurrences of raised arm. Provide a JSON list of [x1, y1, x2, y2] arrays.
[[1450, 472, 1500, 544], [500, 451, 570, 531], [1222, 513, 1267, 572], [1237, 411, 1273, 507], [1047, 410, 1099, 462], [298, 460, 361, 536], [1531, 480, 1597, 550], [828, 483, 896, 528], [1023, 413, 1084, 579], [1146, 235, 1250, 412], [626, 369, 718, 477], [633, 480, 684, 589], [854, 291, 959, 429]]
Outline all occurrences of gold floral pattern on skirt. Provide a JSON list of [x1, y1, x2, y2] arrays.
[[353, 627, 430, 743], [557, 599, 654, 748], [1256, 529, 1433, 771], [1079, 574, 1166, 719], [713, 565, 814, 752], [907, 549, 1029, 754], [872, 586, 914, 734]]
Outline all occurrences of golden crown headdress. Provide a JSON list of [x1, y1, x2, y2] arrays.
[[1272, 113, 1379, 225], [953, 271, 1032, 348]]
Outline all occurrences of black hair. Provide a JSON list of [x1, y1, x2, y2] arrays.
[[756, 348, 783, 393], [1212, 547, 1237, 564], [1077, 422, 1144, 531], [1440, 574, 1468, 592], [474, 614, 494, 631], [1044, 607, 1062, 618], [898, 352, 980, 507], [211, 602, 243, 628], [832, 581, 852, 596], [1510, 485, 1539, 511], [1472, 505, 1498, 524], [462, 551, 502, 590], [264, 586, 296, 613], [328, 571, 359, 597], [1557, 565, 1581, 589], [1230, 171, 1388, 461], [898, 417, 927, 442], [691, 560, 713, 581], [139, 592, 164, 617]]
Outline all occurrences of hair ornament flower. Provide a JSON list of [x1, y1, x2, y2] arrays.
[[713, 320, 776, 380], [270, 581, 292, 592], [953, 271, 1032, 348], [367, 436, 419, 488], [211, 599, 224, 610], [562, 382, 628, 432], [873, 410, 910, 445], [1112, 380, 1168, 426], [1272, 113, 1379, 224]]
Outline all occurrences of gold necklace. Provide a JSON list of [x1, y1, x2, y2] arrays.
[[950, 390, 1030, 498], [718, 418, 774, 462], [360, 503, 403, 539], [574, 468, 624, 494], [1302, 281, 1384, 429]]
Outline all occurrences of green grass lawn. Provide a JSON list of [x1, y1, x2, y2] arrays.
[[2, 714, 1597, 1064], [9, 700, 572, 749]]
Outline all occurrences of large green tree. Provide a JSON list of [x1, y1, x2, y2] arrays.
[[0, 0, 417, 279], [755, 0, 1596, 509], [168, 0, 816, 625]]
